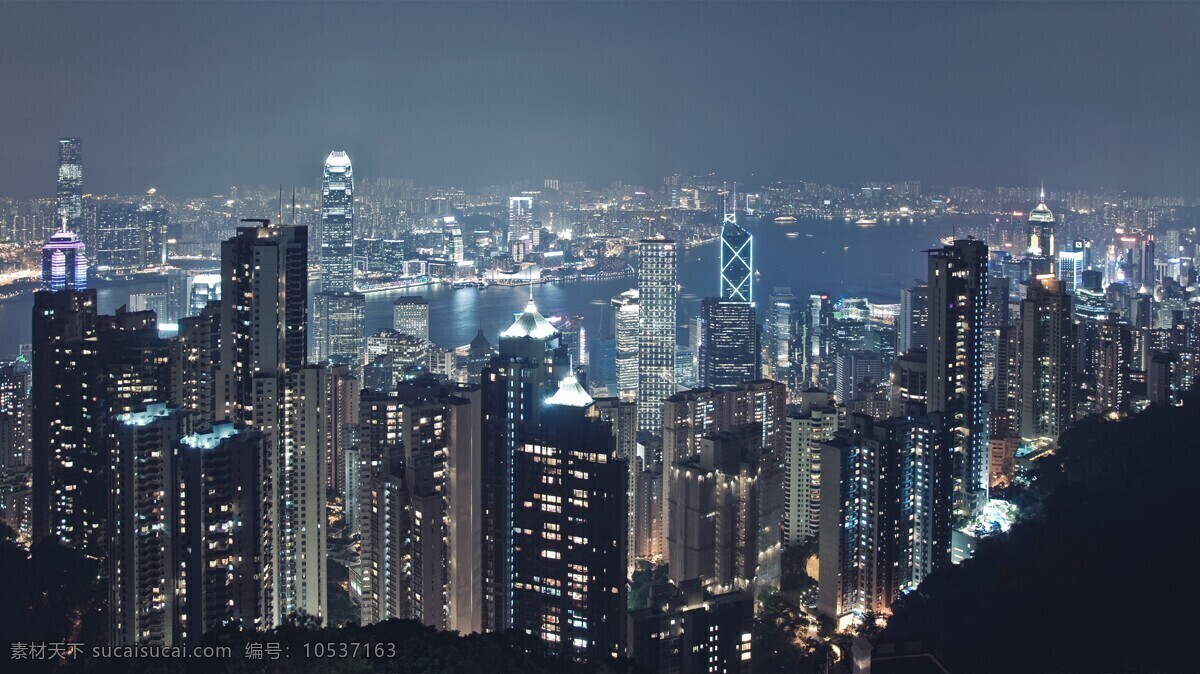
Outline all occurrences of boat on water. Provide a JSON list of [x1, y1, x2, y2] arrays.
[[855, 216, 878, 226], [774, 215, 798, 224], [785, 232, 800, 239]]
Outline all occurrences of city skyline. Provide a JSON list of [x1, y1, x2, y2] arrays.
[[2, 3, 1197, 672]]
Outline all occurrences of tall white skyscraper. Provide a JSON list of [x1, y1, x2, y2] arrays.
[[637, 239, 677, 432], [507, 196, 533, 245], [56, 138, 83, 235], [321, 151, 355, 292], [611, 289, 640, 402]]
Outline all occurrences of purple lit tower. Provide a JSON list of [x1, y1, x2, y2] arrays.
[[41, 229, 89, 291]]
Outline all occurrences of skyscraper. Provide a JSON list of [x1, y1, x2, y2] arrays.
[[176, 423, 266, 639], [320, 151, 355, 292], [357, 377, 482, 633], [927, 239, 989, 514], [512, 374, 626, 662], [312, 290, 366, 374], [1019, 276, 1075, 441], [766, 289, 801, 388], [637, 239, 677, 432], [215, 220, 326, 627], [719, 200, 753, 302], [1027, 190, 1055, 259], [1096, 313, 1133, 416], [392, 296, 430, 343], [109, 404, 190, 647], [40, 230, 88, 291], [782, 388, 840, 547], [817, 415, 917, 625], [898, 285, 929, 355], [56, 138, 83, 235], [31, 289, 101, 549], [507, 196, 533, 245], [480, 296, 568, 632], [698, 298, 759, 388], [611, 289, 640, 402]]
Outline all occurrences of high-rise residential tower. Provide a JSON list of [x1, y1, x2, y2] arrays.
[[215, 220, 326, 627], [637, 239, 677, 432], [927, 239, 989, 515], [1019, 276, 1075, 441]]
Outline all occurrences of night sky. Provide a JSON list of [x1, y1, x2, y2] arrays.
[[2, 1, 1198, 198]]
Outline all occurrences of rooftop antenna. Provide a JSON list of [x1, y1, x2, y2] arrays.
[[1040, 180, 1046, 203], [291, 188, 297, 225], [278, 186, 283, 224], [529, 281, 535, 304]]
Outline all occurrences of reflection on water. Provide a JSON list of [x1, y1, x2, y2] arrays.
[[0, 217, 961, 358]]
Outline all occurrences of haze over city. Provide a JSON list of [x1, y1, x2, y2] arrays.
[[2, 1, 1200, 197], [2, 3, 1199, 674]]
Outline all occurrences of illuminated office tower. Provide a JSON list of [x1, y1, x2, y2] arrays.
[[1057, 240, 1089, 294], [767, 289, 801, 387], [358, 441, 407, 625], [92, 203, 142, 274], [808, 294, 834, 388], [1027, 190, 1056, 259], [321, 151, 355, 292], [480, 296, 568, 632], [56, 138, 83, 236], [782, 388, 840, 547], [215, 220, 326, 627], [927, 239, 989, 514], [176, 423, 266, 640], [1019, 276, 1075, 441], [507, 196, 533, 245], [835, 350, 882, 406], [109, 404, 190, 647], [699, 298, 759, 388], [637, 239, 676, 432], [167, 269, 222, 323], [40, 230, 88, 291], [611, 289, 640, 402], [719, 199, 752, 302], [392, 296, 430, 343], [898, 285, 928, 355], [512, 375, 626, 662], [312, 290, 366, 374]]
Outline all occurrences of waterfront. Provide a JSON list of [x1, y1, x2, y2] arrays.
[[0, 216, 962, 358]]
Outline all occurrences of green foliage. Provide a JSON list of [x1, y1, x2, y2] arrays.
[[880, 394, 1200, 673]]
